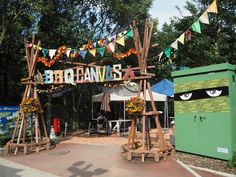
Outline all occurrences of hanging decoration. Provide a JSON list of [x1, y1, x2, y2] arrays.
[[29, 28, 135, 67], [113, 48, 137, 60], [156, 0, 218, 65]]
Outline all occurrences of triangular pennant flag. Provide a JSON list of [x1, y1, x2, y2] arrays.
[[185, 30, 192, 41], [97, 47, 105, 57], [42, 49, 49, 57], [199, 11, 210, 24], [93, 42, 97, 48], [66, 49, 71, 57], [207, 0, 218, 14], [171, 40, 178, 50], [80, 50, 87, 59], [116, 36, 125, 46], [126, 29, 133, 38], [177, 33, 185, 45], [191, 21, 201, 33], [89, 49, 97, 57], [164, 48, 171, 58], [158, 52, 163, 62], [49, 49, 57, 59], [108, 42, 115, 52], [107, 35, 116, 42]]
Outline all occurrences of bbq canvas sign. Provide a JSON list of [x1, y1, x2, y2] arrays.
[[43, 64, 138, 84]]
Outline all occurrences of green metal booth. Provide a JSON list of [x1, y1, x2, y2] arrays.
[[172, 63, 236, 160]]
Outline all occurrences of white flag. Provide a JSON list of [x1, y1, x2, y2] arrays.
[[49, 49, 57, 59]]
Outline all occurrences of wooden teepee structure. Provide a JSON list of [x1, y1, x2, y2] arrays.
[[6, 36, 50, 155], [122, 19, 174, 162]]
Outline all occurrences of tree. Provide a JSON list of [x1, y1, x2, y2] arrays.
[[152, 0, 236, 70]]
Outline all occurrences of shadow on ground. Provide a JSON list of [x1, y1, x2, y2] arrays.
[[68, 161, 108, 177], [0, 164, 23, 177]]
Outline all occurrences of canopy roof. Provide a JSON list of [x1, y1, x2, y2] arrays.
[[92, 85, 167, 102], [152, 79, 174, 96]]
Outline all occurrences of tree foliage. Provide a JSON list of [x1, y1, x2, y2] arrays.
[[153, 0, 236, 70]]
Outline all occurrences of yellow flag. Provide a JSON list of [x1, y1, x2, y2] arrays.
[[89, 49, 96, 57], [177, 33, 185, 45], [207, 0, 218, 14], [116, 36, 125, 46]]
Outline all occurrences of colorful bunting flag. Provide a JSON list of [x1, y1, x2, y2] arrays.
[[126, 29, 134, 38], [185, 30, 192, 41], [93, 42, 97, 48], [97, 47, 105, 57], [49, 49, 57, 59], [164, 48, 171, 58], [42, 49, 49, 57], [171, 40, 178, 50], [89, 49, 97, 57], [177, 33, 185, 45], [80, 50, 87, 59], [199, 11, 210, 24], [191, 21, 201, 33], [158, 52, 163, 62], [116, 36, 125, 46], [66, 49, 71, 58], [107, 35, 116, 42], [108, 42, 115, 52], [207, 0, 218, 14]]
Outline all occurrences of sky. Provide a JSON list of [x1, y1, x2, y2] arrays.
[[149, 0, 190, 30]]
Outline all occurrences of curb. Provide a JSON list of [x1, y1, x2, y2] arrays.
[[176, 160, 201, 177], [188, 165, 236, 177]]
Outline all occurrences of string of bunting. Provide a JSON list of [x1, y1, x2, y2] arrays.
[[156, 0, 218, 65], [25, 28, 135, 67]]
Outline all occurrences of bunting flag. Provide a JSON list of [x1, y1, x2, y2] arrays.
[[107, 35, 116, 42], [42, 49, 49, 57], [199, 11, 210, 24], [89, 48, 97, 57], [116, 36, 125, 46], [80, 50, 87, 59], [108, 42, 115, 52], [93, 42, 97, 48], [185, 30, 192, 41], [177, 33, 185, 45], [156, 0, 218, 65], [158, 52, 163, 62], [126, 29, 134, 38], [66, 49, 71, 58], [97, 47, 106, 57], [164, 48, 171, 58], [191, 21, 201, 33], [207, 0, 218, 14], [49, 49, 57, 59], [171, 40, 178, 50]]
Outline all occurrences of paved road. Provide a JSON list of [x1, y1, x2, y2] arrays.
[[0, 157, 58, 177], [0, 142, 225, 177]]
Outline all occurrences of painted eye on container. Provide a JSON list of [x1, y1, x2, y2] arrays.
[[206, 90, 222, 97], [180, 93, 192, 100]]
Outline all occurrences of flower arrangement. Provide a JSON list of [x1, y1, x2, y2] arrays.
[[126, 97, 144, 114], [20, 98, 40, 113]]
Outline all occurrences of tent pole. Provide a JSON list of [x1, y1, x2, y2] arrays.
[[124, 100, 126, 134], [92, 99, 94, 120]]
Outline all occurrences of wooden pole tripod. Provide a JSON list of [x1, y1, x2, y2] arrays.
[[122, 19, 173, 162], [6, 36, 50, 155]]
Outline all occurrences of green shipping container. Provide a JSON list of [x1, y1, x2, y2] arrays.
[[172, 63, 236, 160]]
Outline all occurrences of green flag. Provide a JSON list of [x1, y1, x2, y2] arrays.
[[97, 47, 105, 57], [126, 29, 133, 38], [164, 47, 171, 58], [191, 21, 201, 33]]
